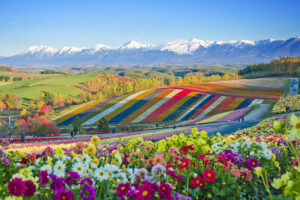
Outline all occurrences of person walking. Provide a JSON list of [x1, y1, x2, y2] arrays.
[[21, 134, 25, 143]]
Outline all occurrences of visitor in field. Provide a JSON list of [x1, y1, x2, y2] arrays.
[[21, 134, 24, 142]]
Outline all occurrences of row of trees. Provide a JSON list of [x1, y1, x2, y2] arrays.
[[77, 72, 240, 102], [239, 57, 300, 77]]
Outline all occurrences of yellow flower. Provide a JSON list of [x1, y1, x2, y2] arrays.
[[55, 148, 65, 157], [86, 144, 96, 156], [111, 159, 121, 167], [271, 154, 276, 161], [200, 130, 207, 138], [92, 158, 99, 166], [272, 178, 282, 189], [290, 114, 300, 140], [274, 161, 279, 168], [90, 136, 100, 145], [254, 167, 263, 176], [5, 196, 23, 200], [47, 157, 53, 166], [191, 127, 198, 134], [273, 121, 281, 131]]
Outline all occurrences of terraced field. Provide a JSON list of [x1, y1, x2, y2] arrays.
[[55, 84, 282, 126]]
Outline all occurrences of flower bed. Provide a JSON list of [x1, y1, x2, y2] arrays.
[[271, 95, 300, 114], [0, 113, 299, 199]]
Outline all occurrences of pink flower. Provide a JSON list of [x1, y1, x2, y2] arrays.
[[178, 158, 190, 170], [158, 181, 173, 199], [203, 169, 216, 182], [24, 180, 36, 197], [191, 176, 205, 188]]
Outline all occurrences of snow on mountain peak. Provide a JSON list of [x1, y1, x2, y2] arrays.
[[91, 44, 112, 53], [25, 45, 58, 55], [161, 39, 214, 54], [119, 41, 152, 50], [58, 46, 85, 54]]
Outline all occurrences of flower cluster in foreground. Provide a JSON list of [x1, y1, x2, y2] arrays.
[[0, 114, 299, 200]]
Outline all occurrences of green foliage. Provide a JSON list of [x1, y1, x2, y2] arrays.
[[97, 118, 110, 133], [239, 56, 300, 77], [39, 91, 55, 105], [72, 116, 81, 133]]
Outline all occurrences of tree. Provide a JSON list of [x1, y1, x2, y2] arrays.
[[97, 118, 110, 133], [21, 114, 60, 136], [39, 91, 55, 105], [72, 116, 81, 133]]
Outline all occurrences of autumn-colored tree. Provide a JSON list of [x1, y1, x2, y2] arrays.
[[20, 113, 60, 136], [37, 101, 45, 111], [20, 108, 28, 116], [28, 100, 37, 110], [5, 94, 22, 109]]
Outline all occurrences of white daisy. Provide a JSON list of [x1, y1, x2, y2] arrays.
[[114, 154, 122, 165], [35, 158, 41, 166], [104, 163, 121, 173], [262, 148, 272, 160], [94, 167, 108, 182], [53, 160, 65, 177], [40, 164, 52, 174], [72, 162, 86, 176]]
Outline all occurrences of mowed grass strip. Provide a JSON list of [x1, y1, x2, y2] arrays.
[[104, 89, 155, 122]]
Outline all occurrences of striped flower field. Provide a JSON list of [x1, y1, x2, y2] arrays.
[[54, 84, 279, 126]]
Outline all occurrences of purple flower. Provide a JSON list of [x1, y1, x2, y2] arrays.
[[151, 164, 166, 177], [39, 170, 49, 186], [80, 185, 96, 200], [245, 157, 258, 170], [229, 153, 242, 165], [175, 192, 192, 200], [53, 189, 74, 200], [80, 177, 93, 186], [50, 174, 65, 191], [224, 149, 232, 158], [135, 168, 148, 179], [24, 180, 36, 197], [3, 156, 9, 166], [8, 178, 25, 196], [65, 171, 81, 186]]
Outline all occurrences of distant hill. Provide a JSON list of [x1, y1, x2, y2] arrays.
[[1, 37, 300, 66]]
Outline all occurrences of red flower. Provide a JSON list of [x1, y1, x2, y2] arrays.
[[116, 182, 131, 198], [180, 144, 194, 154], [198, 154, 209, 166], [158, 181, 173, 199], [178, 158, 190, 170], [28, 154, 36, 163], [191, 176, 205, 188], [136, 181, 156, 200], [203, 169, 216, 182]]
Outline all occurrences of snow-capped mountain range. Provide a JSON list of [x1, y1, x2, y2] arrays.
[[1, 36, 300, 66]]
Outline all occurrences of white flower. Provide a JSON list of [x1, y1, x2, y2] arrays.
[[118, 172, 128, 183], [27, 166, 36, 171], [114, 154, 122, 165], [104, 163, 121, 173], [250, 151, 255, 157], [82, 154, 91, 166], [262, 149, 272, 160], [41, 164, 52, 174], [72, 162, 86, 176], [53, 160, 65, 177], [35, 158, 41, 166], [94, 167, 108, 182]]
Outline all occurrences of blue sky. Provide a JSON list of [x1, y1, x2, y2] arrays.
[[0, 0, 300, 56]]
